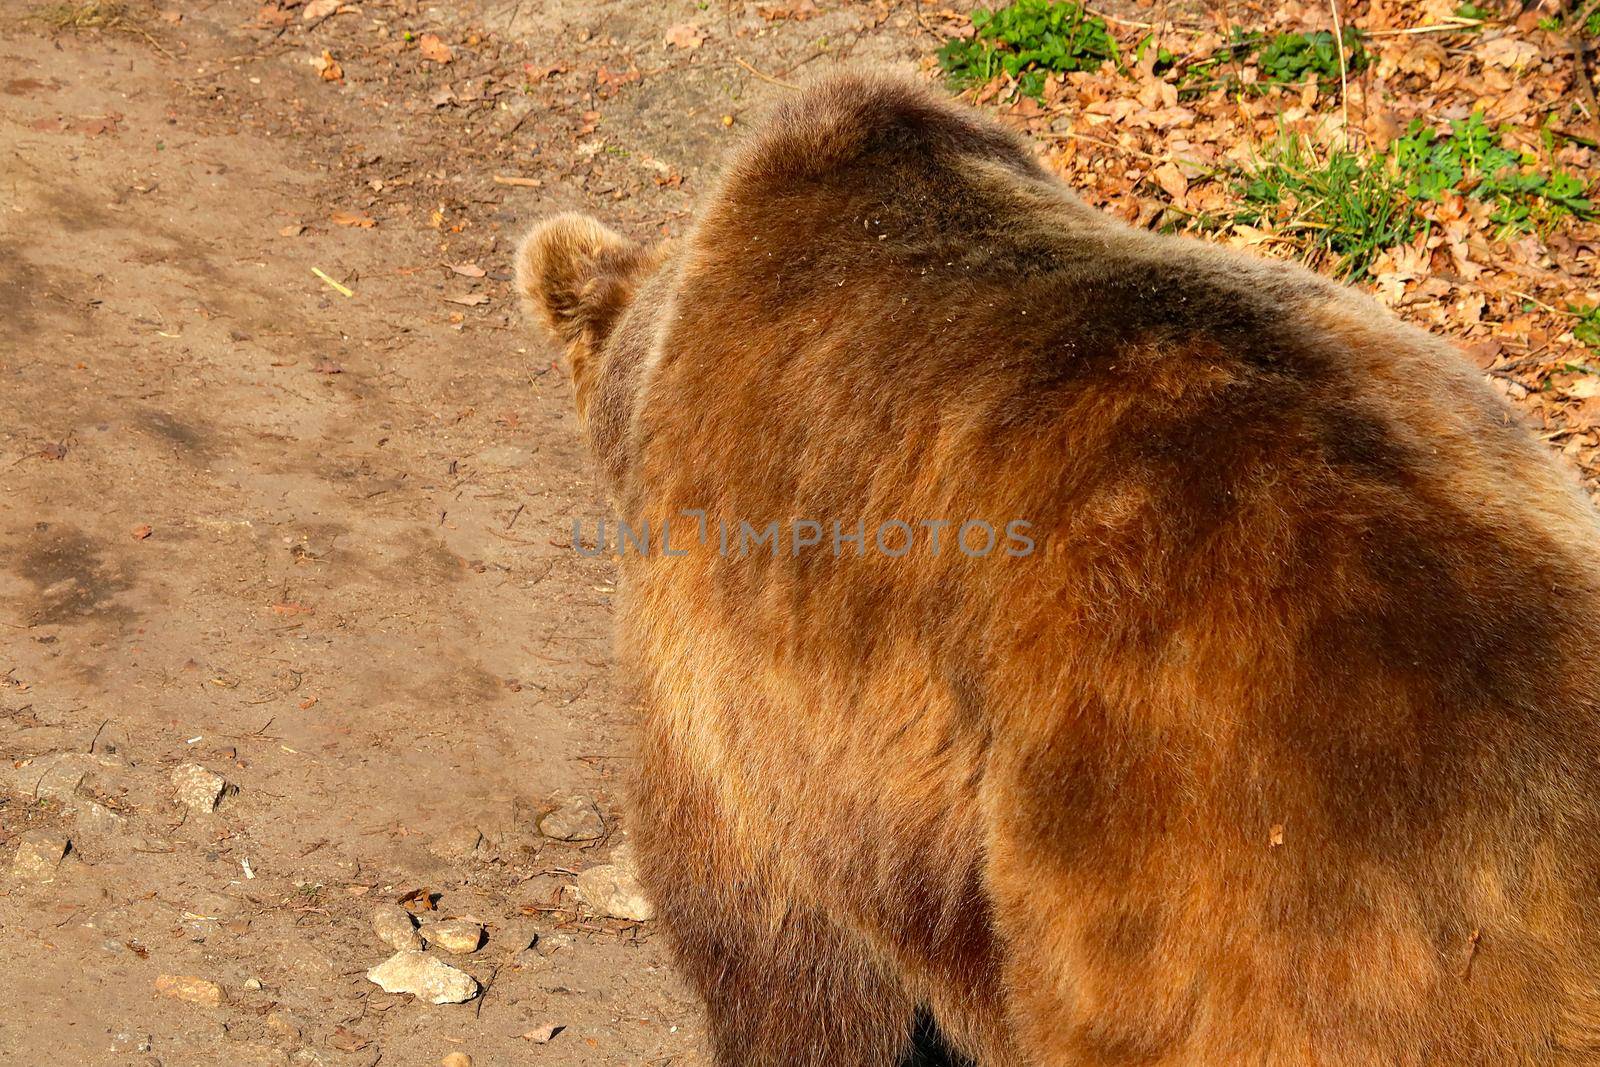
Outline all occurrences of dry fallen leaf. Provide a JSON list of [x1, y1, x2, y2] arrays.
[[256, 3, 291, 29], [397, 887, 441, 912], [278, 224, 304, 237], [330, 1027, 369, 1052], [131, 524, 153, 541], [73, 114, 122, 137], [1478, 36, 1540, 70], [1152, 162, 1188, 203], [523, 61, 567, 83], [1397, 40, 1446, 81], [665, 22, 707, 49], [270, 601, 314, 617], [312, 50, 343, 82], [1561, 377, 1600, 401], [446, 293, 490, 306], [758, 0, 819, 21], [1366, 111, 1402, 151], [449, 262, 486, 278], [418, 33, 453, 64], [302, 0, 339, 21], [330, 210, 375, 228], [522, 1024, 566, 1044]]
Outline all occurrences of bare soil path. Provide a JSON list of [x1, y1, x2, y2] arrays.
[[0, 1, 934, 1063]]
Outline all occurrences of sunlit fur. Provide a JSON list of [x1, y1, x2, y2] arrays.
[[518, 71, 1600, 1066]]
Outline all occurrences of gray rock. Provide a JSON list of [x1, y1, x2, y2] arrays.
[[6, 751, 124, 805], [538, 796, 605, 842], [575, 863, 654, 922], [266, 1010, 302, 1043], [371, 904, 424, 952], [365, 951, 479, 1004], [154, 973, 226, 1007], [77, 800, 128, 835], [421, 919, 483, 955], [532, 932, 575, 957], [11, 829, 71, 880], [110, 1029, 152, 1053], [27, 755, 90, 802], [171, 764, 228, 813], [91, 722, 136, 763], [429, 825, 484, 861], [497, 923, 537, 952]]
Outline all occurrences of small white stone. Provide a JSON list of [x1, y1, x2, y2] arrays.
[[365, 951, 479, 1004], [171, 763, 228, 813]]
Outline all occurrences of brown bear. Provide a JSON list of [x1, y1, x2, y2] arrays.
[[517, 71, 1600, 1066]]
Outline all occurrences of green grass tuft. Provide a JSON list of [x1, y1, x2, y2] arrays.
[[1229, 135, 1423, 279], [1394, 112, 1593, 230], [1224, 114, 1593, 279], [1574, 305, 1600, 352], [1255, 28, 1369, 88], [1539, 7, 1600, 35], [1177, 28, 1368, 97], [1453, 3, 1497, 24], [938, 0, 1118, 99]]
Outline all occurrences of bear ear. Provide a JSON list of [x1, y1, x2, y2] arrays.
[[515, 212, 636, 349]]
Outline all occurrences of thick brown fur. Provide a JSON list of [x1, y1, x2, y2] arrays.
[[518, 71, 1600, 1066]]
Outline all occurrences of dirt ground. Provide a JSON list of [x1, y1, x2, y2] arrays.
[[0, 1, 936, 1063]]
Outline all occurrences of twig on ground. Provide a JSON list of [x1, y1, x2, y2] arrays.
[[1330, 0, 1351, 143], [735, 56, 797, 89], [1562, 0, 1600, 139], [1510, 290, 1581, 317], [311, 267, 353, 297]]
